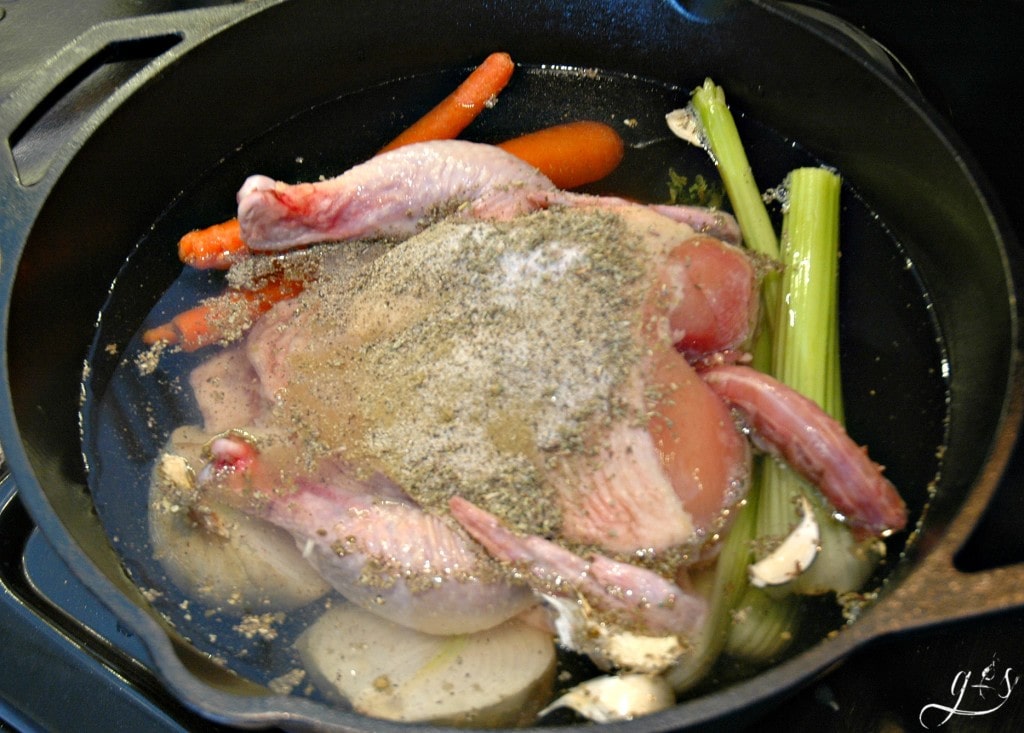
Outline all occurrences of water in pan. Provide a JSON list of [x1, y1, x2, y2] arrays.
[[80, 65, 948, 724]]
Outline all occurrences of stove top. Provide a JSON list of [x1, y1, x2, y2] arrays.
[[0, 476, 222, 731], [2, 1, 1023, 731]]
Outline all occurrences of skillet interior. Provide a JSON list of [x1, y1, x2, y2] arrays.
[[1, 0, 1017, 729], [81, 62, 949, 707]]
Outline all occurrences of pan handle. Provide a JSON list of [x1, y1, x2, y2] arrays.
[[861, 372, 1024, 638], [867, 540, 1024, 638], [0, 1, 273, 257]]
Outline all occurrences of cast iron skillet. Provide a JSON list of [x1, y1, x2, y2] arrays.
[[0, 0, 1021, 730]]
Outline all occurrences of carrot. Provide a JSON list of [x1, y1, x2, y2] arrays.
[[496, 120, 625, 189], [178, 218, 249, 270], [146, 303, 218, 351], [176, 62, 618, 271], [143, 278, 303, 352], [176, 54, 514, 269], [377, 52, 516, 154], [142, 323, 178, 344]]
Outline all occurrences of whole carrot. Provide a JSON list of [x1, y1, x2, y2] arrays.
[[176, 61, 623, 271], [177, 53, 515, 269], [496, 120, 625, 189], [378, 52, 515, 154], [142, 278, 303, 352], [178, 218, 249, 270], [174, 118, 624, 270]]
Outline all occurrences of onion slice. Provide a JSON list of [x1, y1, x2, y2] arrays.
[[148, 425, 330, 612], [297, 604, 557, 726]]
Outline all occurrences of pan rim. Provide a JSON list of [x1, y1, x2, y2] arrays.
[[2, 0, 1022, 729]]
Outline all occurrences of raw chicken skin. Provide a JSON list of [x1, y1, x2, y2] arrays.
[[449, 496, 708, 636], [237, 140, 555, 251], [701, 365, 907, 536], [188, 346, 265, 433], [554, 345, 750, 556], [184, 140, 906, 644], [237, 139, 747, 253], [238, 203, 758, 557], [200, 437, 535, 635]]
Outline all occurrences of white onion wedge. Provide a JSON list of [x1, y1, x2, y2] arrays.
[[296, 604, 556, 726], [148, 425, 330, 612]]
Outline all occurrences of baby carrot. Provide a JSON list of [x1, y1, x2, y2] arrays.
[[178, 218, 249, 270], [496, 120, 625, 189], [377, 52, 516, 154], [142, 278, 303, 352]]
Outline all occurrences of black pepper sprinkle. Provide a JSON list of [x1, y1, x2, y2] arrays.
[[257, 208, 649, 538]]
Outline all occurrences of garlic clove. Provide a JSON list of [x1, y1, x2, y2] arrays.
[[542, 594, 684, 674], [665, 108, 704, 147], [748, 494, 820, 588], [539, 673, 675, 723]]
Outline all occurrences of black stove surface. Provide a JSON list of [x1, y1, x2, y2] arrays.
[[2, 1, 1023, 731]]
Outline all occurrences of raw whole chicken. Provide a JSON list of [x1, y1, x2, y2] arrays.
[[186, 140, 906, 658]]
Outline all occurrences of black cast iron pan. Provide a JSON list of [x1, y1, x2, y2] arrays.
[[1, 0, 1021, 730]]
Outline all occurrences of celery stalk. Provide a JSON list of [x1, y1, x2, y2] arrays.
[[675, 84, 875, 670], [772, 167, 841, 401], [688, 79, 801, 663], [690, 79, 781, 333], [689, 80, 779, 261], [719, 167, 838, 659], [723, 583, 801, 662], [666, 497, 756, 693], [742, 168, 837, 606], [722, 459, 800, 659], [722, 460, 802, 661], [770, 167, 881, 596]]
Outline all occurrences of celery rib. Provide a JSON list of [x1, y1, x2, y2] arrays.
[[666, 497, 756, 693], [690, 79, 781, 334], [689, 80, 779, 261], [687, 80, 800, 665], [671, 82, 877, 672], [772, 167, 842, 405], [775, 168, 881, 596]]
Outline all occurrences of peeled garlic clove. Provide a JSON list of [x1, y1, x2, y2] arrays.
[[748, 494, 820, 588], [542, 594, 684, 674], [665, 107, 703, 147], [157, 452, 196, 493], [599, 630, 685, 675], [540, 673, 675, 723]]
